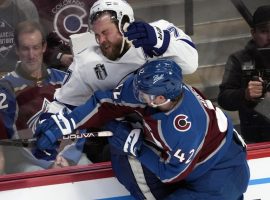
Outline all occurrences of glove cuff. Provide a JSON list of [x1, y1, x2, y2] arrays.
[[153, 30, 170, 56], [153, 26, 165, 49], [51, 113, 76, 135], [124, 128, 142, 157]]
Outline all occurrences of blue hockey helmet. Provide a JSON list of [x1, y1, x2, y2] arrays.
[[133, 59, 183, 102]]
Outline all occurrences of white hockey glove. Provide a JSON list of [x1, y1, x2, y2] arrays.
[[34, 108, 76, 150], [107, 120, 143, 157]]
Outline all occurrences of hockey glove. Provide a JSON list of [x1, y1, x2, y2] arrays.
[[106, 120, 143, 157], [34, 110, 76, 150], [124, 21, 170, 57]]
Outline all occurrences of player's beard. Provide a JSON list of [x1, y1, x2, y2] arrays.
[[100, 40, 123, 61]]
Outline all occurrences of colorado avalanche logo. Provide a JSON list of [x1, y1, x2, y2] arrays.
[[53, 5, 88, 43], [173, 114, 191, 132]]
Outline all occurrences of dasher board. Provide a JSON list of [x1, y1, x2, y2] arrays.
[[0, 143, 270, 200]]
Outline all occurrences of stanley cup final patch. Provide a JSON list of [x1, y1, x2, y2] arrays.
[[94, 64, 108, 80]]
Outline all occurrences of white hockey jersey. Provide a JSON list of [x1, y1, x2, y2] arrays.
[[55, 20, 198, 107]]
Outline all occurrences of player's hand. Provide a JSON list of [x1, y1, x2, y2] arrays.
[[34, 110, 76, 150], [124, 21, 170, 57], [106, 120, 143, 157]]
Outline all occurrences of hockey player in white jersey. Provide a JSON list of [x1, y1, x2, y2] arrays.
[[54, 0, 198, 107]]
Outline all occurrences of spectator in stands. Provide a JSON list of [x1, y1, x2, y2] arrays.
[[0, 20, 90, 173], [218, 5, 270, 143], [31, 0, 96, 70], [0, 0, 27, 73]]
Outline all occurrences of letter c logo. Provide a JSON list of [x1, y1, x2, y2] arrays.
[[173, 114, 191, 132], [53, 5, 88, 42]]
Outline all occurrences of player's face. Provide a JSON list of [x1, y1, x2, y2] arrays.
[[92, 14, 123, 60], [136, 90, 156, 104], [16, 30, 46, 73], [252, 23, 270, 48]]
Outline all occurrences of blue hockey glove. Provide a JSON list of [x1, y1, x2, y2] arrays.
[[34, 110, 76, 150], [106, 120, 143, 157], [124, 21, 170, 57]]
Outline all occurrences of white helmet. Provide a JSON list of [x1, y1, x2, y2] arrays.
[[89, 0, 135, 26]]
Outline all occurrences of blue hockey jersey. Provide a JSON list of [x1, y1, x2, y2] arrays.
[[69, 76, 236, 183]]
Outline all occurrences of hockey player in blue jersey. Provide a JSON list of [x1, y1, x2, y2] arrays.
[[34, 59, 250, 199]]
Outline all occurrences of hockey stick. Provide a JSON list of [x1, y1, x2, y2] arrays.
[[0, 131, 113, 148]]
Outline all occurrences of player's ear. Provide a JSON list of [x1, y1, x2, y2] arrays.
[[155, 95, 166, 103]]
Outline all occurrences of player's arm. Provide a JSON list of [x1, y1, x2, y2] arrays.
[[34, 90, 112, 150], [66, 77, 140, 129], [161, 20, 198, 74], [34, 78, 137, 150], [107, 121, 201, 183], [124, 20, 198, 74], [137, 140, 199, 183], [54, 54, 95, 107]]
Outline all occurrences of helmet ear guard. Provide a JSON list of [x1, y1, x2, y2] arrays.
[[120, 15, 131, 33], [133, 59, 183, 102]]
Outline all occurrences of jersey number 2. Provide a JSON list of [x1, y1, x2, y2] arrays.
[[0, 93, 8, 109]]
